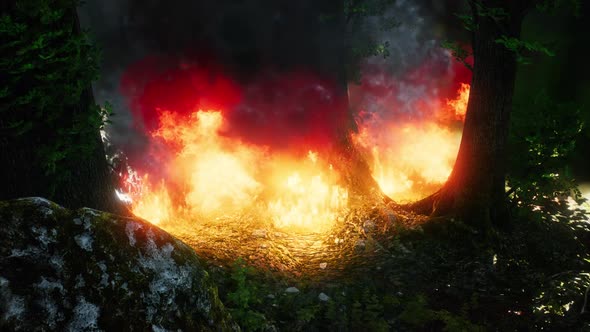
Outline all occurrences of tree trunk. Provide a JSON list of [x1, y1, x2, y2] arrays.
[[0, 3, 124, 214], [412, 1, 527, 229], [331, 0, 390, 205]]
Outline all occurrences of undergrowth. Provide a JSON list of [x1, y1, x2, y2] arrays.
[[216, 204, 589, 331]]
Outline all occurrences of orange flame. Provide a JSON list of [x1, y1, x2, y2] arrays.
[[354, 84, 470, 202], [120, 81, 471, 228], [447, 83, 470, 121], [120, 110, 348, 232]]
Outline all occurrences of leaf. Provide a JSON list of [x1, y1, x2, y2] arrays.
[[441, 40, 473, 71], [495, 36, 555, 65]]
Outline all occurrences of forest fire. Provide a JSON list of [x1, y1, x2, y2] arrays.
[[115, 55, 470, 233], [350, 63, 470, 202], [118, 109, 348, 232], [353, 122, 463, 201]]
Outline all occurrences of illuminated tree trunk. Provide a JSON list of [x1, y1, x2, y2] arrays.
[[329, 0, 390, 204], [413, 1, 528, 229]]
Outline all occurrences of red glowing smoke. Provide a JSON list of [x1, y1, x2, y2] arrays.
[[350, 50, 472, 125], [120, 56, 349, 154]]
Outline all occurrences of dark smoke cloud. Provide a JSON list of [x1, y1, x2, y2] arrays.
[[78, 0, 464, 157], [79, 0, 347, 152]]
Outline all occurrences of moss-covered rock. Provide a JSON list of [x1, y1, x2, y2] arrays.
[[0, 198, 239, 331]]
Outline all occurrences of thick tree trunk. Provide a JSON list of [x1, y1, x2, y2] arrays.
[[412, 1, 527, 229], [0, 4, 123, 214], [51, 87, 124, 214]]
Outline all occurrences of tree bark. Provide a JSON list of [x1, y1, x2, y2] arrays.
[[330, 0, 391, 205], [0, 3, 124, 214], [411, 1, 528, 229]]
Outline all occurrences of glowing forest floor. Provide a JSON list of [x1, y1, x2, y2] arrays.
[[156, 202, 427, 281], [150, 202, 589, 331]]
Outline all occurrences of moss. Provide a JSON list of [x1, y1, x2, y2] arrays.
[[0, 198, 239, 331]]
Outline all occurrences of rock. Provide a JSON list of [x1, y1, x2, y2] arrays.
[[285, 287, 300, 294], [388, 213, 397, 224], [398, 244, 411, 254], [362, 220, 376, 233], [251, 229, 267, 238], [354, 239, 366, 252], [0, 198, 239, 331], [318, 293, 330, 302]]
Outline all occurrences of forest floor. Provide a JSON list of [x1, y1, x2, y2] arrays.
[[160, 201, 590, 331], [169, 202, 426, 281]]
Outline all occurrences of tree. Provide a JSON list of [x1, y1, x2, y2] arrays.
[[328, 0, 396, 204], [411, 0, 579, 230], [0, 0, 122, 213]]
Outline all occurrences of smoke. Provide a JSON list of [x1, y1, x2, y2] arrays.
[[350, 0, 471, 124], [119, 55, 348, 153], [79, 0, 348, 153], [77, 0, 469, 176]]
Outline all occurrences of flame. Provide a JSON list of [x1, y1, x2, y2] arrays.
[[117, 52, 474, 232], [353, 84, 470, 202], [120, 109, 347, 232], [267, 154, 348, 232], [447, 83, 470, 121], [155, 111, 263, 215], [130, 183, 172, 224]]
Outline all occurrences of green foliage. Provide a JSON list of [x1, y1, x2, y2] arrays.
[[455, 3, 509, 32], [226, 259, 268, 331], [453, 2, 563, 65], [507, 91, 586, 216], [213, 212, 589, 331], [386, 214, 590, 330], [398, 295, 484, 332], [536, 0, 582, 16], [42, 103, 113, 175], [0, 0, 110, 195], [495, 36, 555, 64], [455, 12, 477, 31], [343, 0, 396, 21], [295, 303, 321, 324], [441, 40, 473, 71], [330, 287, 389, 331], [341, 0, 398, 83]]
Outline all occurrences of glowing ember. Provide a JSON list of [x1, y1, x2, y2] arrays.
[[119, 109, 348, 232]]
